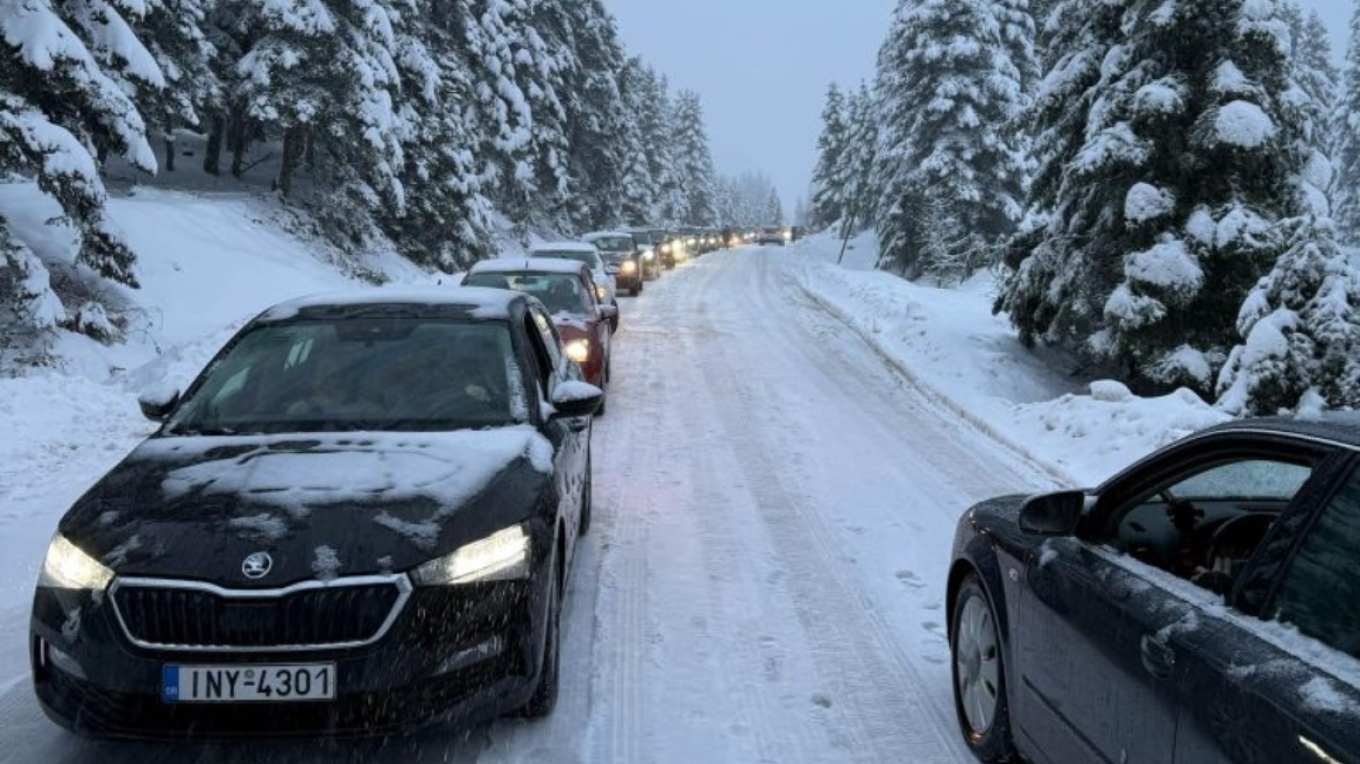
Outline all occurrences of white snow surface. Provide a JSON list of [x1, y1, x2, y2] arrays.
[[1213, 100, 1278, 149], [6, 192, 1356, 760]]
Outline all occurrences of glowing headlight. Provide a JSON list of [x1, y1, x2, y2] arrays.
[[411, 524, 530, 585], [39, 534, 114, 590], [596, 284, 608, 300], [643, 250, 655, 261], [621, 260, 637, 273], [662, 243, 672, 253], [564, 338, 591, 364]]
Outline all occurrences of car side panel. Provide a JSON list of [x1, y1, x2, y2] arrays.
[[1015, 539, 1180, 764]]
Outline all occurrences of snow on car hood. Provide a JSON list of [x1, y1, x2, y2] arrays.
[[59, 426, 556, 586]]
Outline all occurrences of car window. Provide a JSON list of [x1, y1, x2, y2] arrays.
[[465, 272, 590, 315], [530, 308, 564, 371], [1271, 468, 1360, 659], [1104, 453, 1318, 585], [532, 250, 595, 267], [1168, 460, 1313, 501], [167, 319, 524, 434]]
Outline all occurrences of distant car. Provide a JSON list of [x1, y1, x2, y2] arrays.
[[30, 287, 602, 738], [582, 231, 642, 296], [463, 258, 614, 409], [530, 241, 619, 331], [947, 414, 1360, 764], [754, 227, 787, 246], [622, 228, 666, 277]]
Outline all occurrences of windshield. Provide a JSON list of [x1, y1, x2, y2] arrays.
[[587, 235, 634, 253], [166, 320, 524, 435], [464, 271, 591, 315]]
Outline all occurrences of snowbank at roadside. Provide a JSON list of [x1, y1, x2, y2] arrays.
[[785, 229, 1231, 485]]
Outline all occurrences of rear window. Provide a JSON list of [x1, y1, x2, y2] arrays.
[[464, 271, 591, 316], [533, 250, 595, 266]]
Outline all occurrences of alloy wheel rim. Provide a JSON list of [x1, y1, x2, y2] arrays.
[[956, 594, 1000, 734]]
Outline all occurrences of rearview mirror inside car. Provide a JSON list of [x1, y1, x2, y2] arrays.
[[1018, 490, 1088, 536]]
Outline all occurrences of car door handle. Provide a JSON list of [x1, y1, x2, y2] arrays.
[[1139, 635, 1176, 680]]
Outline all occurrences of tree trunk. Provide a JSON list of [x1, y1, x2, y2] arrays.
[[203, 115, 224, 176], [229, 111, 248, 179], [278, 126, 303, 198]]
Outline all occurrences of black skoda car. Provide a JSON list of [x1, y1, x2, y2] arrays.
[[948, 414, 1360, 764], [30, 287, 602, 738]]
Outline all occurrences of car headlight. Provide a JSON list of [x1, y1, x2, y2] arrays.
[[411, 524, 530, 585], [621, 260, 637, 273], [643, 250, 655, 261], [39, 534, 114, 590], [662, 243, 672, 253], [596, 284, 608, 300], [564, 338, 591, 364]]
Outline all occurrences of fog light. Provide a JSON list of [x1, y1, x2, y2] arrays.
[[435, 637, 505, 675], [47, 643, 87, 680]]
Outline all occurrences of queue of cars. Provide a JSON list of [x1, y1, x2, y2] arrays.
[[27, 226, 735, 739]]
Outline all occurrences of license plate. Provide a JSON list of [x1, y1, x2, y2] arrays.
[[163, 663, 336, 703]]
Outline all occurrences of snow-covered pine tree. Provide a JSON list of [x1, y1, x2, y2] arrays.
[[2, 0, 161, 303], [839, 81, 878, 237], [1217, 214, 1360, 414], [670, 90, 717, 225], [810, 83, 848, 228], [1331, 0, 1360, 242], [1002, 0, 1308, 396], [641, 67, 684, 224], [126, 0, 220, 172], [617, 56, 656, 227], [546, 0, 630, 232], [1283, 5, 1336, 192], [873, 0, 1028, 279], [233, 0, 409, 228], [376, 2, 493, 271], [997, 0, 1128, 345], [764, 188, 784, 226]]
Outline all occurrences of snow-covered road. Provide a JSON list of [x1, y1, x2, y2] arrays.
[[0, 246, 1058, 763]]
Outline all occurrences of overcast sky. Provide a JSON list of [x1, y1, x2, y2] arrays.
[[604, 0, 1351, 215]]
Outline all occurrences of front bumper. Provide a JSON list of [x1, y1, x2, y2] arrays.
[[31, 573, 550, 739]]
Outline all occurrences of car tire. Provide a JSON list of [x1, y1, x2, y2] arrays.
[[950, 573, 1015, 763], [579, 453, 593, 536], [518, 550, 562, 718], [630, 285, 640, 297]]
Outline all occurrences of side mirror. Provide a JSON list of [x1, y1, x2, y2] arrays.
[[549, 380, 603, 419], [598, 304, 619, 321], [1018, 490, 1088, 536], [138, 384, 181, 421]]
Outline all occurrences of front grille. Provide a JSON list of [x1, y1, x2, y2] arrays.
[[110, 577, 410, 651]]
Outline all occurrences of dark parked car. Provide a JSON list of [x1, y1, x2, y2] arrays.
[[463, 258, 615, 414], [582, 231, 642, 296], [30, 287, 602, 738], [947, 414, 1360, 764]]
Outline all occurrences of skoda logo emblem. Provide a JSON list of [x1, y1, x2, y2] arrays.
[[242, 552, 273, 580]]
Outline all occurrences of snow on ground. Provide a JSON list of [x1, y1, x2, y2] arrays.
[[784, 229, 1230, 485]]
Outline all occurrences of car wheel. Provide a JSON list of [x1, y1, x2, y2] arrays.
[[579, 453, 593, 535], [630, 285, 640, 296], [951, 573, 1014, 762], [518, 549, 562, 718]]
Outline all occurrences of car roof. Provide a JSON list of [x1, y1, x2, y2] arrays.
[[1196, 413, 1360, 451], [256, 286, 523, 322], [582, 231, 633, 240], [531, 241, 599, 254], [467, 257, 591, 275]]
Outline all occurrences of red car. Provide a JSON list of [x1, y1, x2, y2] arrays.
[[463, 258, 616, 414]]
